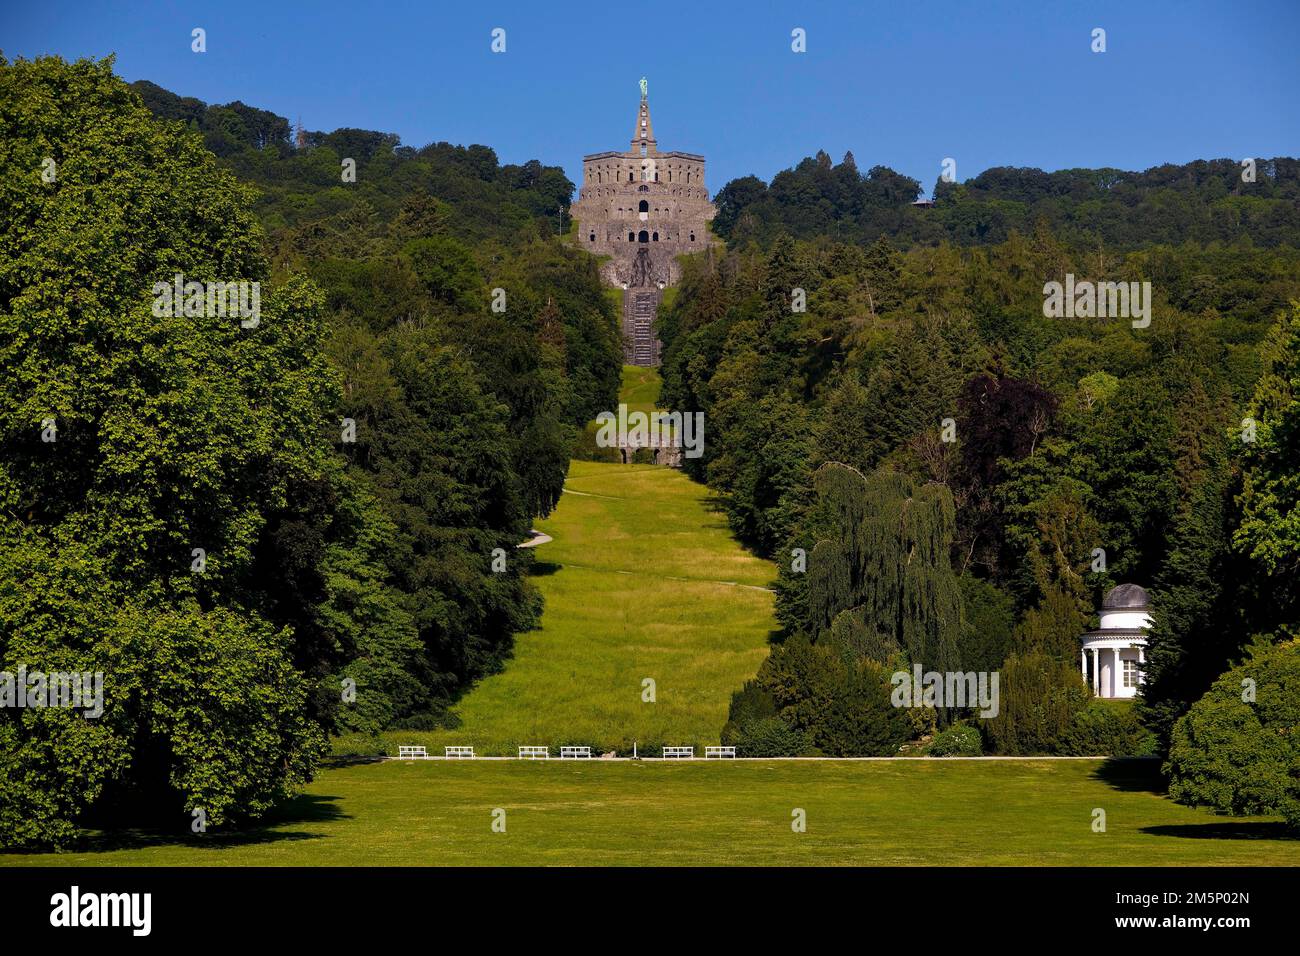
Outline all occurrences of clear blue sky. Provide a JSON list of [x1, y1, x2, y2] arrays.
[[3, 0, 1296, 197]]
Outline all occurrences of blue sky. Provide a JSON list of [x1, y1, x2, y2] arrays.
[[3, 0, 1297, 197]]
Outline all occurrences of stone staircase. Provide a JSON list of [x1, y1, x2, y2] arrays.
[[622, 288, 662, 366]]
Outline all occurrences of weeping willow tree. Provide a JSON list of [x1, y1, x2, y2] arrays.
[[781, 462, 963, 675]]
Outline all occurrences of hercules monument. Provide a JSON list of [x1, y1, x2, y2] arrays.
[[571, 78, 716, 366]]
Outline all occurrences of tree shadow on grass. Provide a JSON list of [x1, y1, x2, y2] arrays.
[[1140, 821, 1296, 841], [1090, 756, 1165, 794], [528, 561, 563, 577], [321, 755, 386, 768], [21, 794, 349, 857]]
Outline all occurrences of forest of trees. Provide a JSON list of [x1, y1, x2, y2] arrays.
[[3, 52, 1297, 847], [0, 56, 620, 848], [680, 156, 1300, 815], [713, 149, 1300, 249]]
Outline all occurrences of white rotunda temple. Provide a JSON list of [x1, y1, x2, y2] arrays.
[[1080, 584, 1151, 699]]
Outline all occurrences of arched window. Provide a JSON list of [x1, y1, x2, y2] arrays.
[[589, 233, 596, 242], [628, 231, 635, 242], [639, 200, 649, 213], [652, 232, 658, 241], [638, 230, 649, 243], [628, 172, 633, 182], [689, 232, 695, 242]]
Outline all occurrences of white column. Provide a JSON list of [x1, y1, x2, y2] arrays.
[[1081, 649, 1088, 686], [1137, 644, 1145, 685], [1091, 647, 1099, 695], [1113, 647, 1121, 697]]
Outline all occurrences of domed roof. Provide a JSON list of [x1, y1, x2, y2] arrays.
[[1102, 583, 1150, 610]]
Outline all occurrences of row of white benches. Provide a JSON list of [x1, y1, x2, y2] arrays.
[[396, 745, 737, 760]]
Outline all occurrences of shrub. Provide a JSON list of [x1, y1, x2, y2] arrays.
[[330, 733, 387, 758], [1167, 638, 1300, 832], [927, 723, 983, 756], [745, 636, 914, 756], [985, 651, 1089, 755], [812, 663, 912, 757], [730, 717, 809, 757], [1056, 700, 1156, 756], [722, 678, 778, 743]]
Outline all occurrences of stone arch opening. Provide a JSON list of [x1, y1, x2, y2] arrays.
[[638, 230, 649, 243], [639, 200, 649, 213], [652, 232, 658, 241]]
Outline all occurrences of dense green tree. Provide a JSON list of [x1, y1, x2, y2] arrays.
[[1167, 639, 1300, 832], [957, 573, 1016, 672], [1234, 303, 1300, 629], [0, 56, 352, 845], [1138, 430, 1241, 751]]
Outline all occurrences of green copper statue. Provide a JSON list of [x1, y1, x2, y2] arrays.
[[639, 76, 648, 100]]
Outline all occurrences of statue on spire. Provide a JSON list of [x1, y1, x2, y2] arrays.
[[639, 76, 648, 100]]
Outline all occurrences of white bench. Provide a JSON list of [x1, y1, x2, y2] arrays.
[[518, 746, 549, 759], [398, 745, 428, 760], [444, 746, 475, 759], [662, 746, 694, 759], [705, 746, 737, 759], [560, 746, 592, 759]]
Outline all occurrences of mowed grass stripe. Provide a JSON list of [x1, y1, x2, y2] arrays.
[[9, 760, 1296, 867]]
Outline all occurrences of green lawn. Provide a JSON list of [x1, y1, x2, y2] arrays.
[[7, 759, 1295, 866], [352, 435, 776, 757], [618, 363, 662, 416]]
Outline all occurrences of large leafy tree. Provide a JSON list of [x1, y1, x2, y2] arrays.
[[0, 55, 395, 846]]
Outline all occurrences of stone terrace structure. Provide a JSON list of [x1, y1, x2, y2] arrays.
[[571, 79, 716, 366]]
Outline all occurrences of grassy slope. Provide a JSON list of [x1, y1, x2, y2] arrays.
[[618, 363, 661, 415], [8, 760, 1297, 866], [363, 366, 775, 755]]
